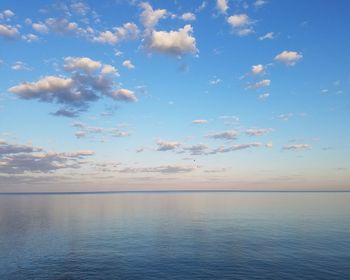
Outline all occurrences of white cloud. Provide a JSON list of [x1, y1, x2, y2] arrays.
[[22, 33, 39, 43], [93, 22, 139, 45], [209, 142, 269, 154], [251, 64, 264, 75], [9, 76, 74, 100], [210, 78, 222, 85], [0, 9, 15, 20], [111, 89, 137, 102], [247, 79, 271, 89], [11, 61, 31, 71], [32, 22, 49, 34], [0, 24, 19, 39], [183, 144, 208, 155], [283, 144, 311, 151], [245, 128, 273, 136], [101, 64, 119, 76], [156, 140, 181, 151], [207, 130, 239, 140], [180, 12, 196, 21], [122, 60, 135, 69], [227, 14, 254, 36], [147, 25, 197, 56], [192, 120, 208, 124], [259, 32, 274, 40], [64, 56, 102, 72], [216, 0, 229, 14], [275, 50, 303, 66], [140, 2, 167, 31], [70, 2, 90, 16], [72, 122, 130, 139], [254, 0, 267, 8], [258, 92, 270, 100]]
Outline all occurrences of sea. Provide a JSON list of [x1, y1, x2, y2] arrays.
[[0, 191, 349, 279]]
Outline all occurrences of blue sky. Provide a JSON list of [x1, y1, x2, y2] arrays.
[[0, 0, 349, 192]]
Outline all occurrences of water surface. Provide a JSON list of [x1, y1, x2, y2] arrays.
[[0, 192, 349, 279]]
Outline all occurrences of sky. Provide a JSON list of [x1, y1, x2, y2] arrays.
[[0, 0, 349, 192]]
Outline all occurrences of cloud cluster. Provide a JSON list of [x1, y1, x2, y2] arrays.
[[9, 57, 136, 116], [140, 3, 198, 56], [0, 140, 94, 174]]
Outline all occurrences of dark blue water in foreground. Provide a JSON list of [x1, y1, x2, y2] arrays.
[[0, 192, 350, 279]]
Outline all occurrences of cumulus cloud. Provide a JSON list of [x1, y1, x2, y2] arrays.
[[111, 89, 137, 102], [259, 32, 274, 40], [251, 64, 264, 75], [245, 128, 273, 136], [0, 140, 94, 174], [64, 56, 101, 72], [8, 57, 136, 116], [180, 12, 196, 21], [32, 22, 49, 34], [122, 60, 135, 69], [216, 0, 229, 14], [140, 2, 167, 31], [227, 14, 254, 36], [206, 130, 239, 140], [274, 50, 303, 66], [0, 9, 15, 20], [0, 24, 19, 39], [156, 140, 181, 151], [192, 119, 208, 124], [247, 79, 271, 90], [146, 25, 197, 56], [101, 64, 119, 76], [283, 144, 311, 151], [92, 22, 139, 44]]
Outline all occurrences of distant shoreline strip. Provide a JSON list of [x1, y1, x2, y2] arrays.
[[0, 190, 350, 195]]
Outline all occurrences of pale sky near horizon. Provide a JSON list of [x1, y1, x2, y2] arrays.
[[0, 0, 349, 192]]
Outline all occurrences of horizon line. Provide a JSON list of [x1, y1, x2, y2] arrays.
[[1, 189, 350, 195]]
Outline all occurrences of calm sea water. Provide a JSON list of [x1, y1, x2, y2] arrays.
[[0, 192, 350, 279]]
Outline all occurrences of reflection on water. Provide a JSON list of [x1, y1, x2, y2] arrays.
[[0, 192, 350, 279]]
